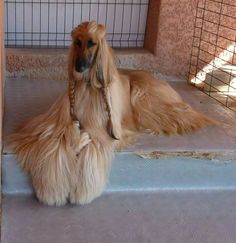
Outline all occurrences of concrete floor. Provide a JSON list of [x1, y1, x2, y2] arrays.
[[2, 191, 236, 243], [3, 78, 236, 152], [2, 77, 236, 243]]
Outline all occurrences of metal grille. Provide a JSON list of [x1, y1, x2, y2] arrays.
[[4, 0, 149, 48], [189, 0, 236, 112]]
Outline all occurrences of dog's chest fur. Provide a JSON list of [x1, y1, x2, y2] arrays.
[[74, 83, 108, 129]]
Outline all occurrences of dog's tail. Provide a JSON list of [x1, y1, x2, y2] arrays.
[[129, 71, 217, 136]]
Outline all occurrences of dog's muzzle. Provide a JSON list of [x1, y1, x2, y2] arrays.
[[75, 58, 90, 73]]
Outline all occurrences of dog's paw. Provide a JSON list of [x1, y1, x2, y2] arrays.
[[33, 177, 69, 206], [70, 139, 109, 205], [69, 181, 104, 205], [35, 187, 68, 206], [69, 189, 96, 205]]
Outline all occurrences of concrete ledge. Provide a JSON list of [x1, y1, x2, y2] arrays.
[[6, 48, 184, 81], [3, 152, 236, 194]]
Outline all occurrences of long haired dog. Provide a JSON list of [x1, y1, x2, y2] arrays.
[[11, 21, 216, 206]]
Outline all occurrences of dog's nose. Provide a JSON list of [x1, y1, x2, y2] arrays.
[[75, 58, 89, 73]]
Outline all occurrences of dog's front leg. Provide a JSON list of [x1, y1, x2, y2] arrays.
[[69, 132, 114, 204], [31, 124, 91, 206]]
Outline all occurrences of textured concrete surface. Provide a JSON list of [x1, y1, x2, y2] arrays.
[[2, 191, 236, 243], [3, 153, 236, 194], [147, 0, 235, 77], [2, 75, 236, 243], [3, 77, 236, 194], [6, 48, 177, 81], [4, 78, 236, 153], [153, 0, 198, 77]]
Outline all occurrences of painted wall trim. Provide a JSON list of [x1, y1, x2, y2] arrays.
[[0, 0, 5, 195], [144, 0, 161, 54]]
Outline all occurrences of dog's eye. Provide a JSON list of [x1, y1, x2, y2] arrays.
[[87, 39, 96, 48], [75, 39, 82, 48]]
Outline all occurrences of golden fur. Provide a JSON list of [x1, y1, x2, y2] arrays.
[[11, 21, 216, 206]]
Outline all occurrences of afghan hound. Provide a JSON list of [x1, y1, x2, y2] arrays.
[[11, 21, 216, 206]]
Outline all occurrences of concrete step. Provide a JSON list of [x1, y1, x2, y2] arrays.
[[3, 152, 236, 194], [2, 191, 236, 243], [3, 77, 236, 194], [2, 76, 236, 243]]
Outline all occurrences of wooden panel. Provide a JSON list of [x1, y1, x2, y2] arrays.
[[0, 1, 5, 166], [144, 0, 161, 54]]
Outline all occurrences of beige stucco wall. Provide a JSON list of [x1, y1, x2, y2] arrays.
[[155, 0, 197, 78], [146, 0, 235, 79]]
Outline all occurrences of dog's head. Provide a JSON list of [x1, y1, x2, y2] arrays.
[[69, 21, 114, 88], [69, 21, 119, 140]]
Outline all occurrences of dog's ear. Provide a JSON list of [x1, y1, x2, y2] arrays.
[[95, 38, 107, 87], [88, 23, 119, 140], [95, 24, 113, 87], [89, 39, 109, 88], [95, 24, 107, 86], [94, 38, 115, 89]]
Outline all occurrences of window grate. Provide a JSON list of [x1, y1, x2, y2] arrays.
[[4, 0, 149, 48], [189, 0, 236, 112]]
